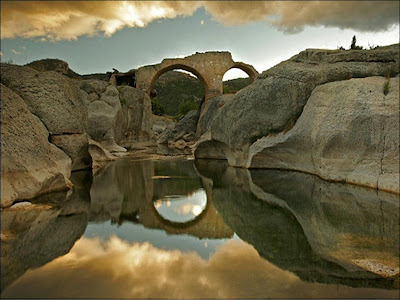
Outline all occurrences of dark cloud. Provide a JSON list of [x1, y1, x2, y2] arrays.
[[1, 1, 398, 40]]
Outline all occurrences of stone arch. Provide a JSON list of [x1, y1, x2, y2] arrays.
[[135, 52, 259, 103], [226, 62, 258, 83], [146, 64, 209, 97]]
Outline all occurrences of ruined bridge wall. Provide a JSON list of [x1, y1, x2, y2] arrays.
[[135, 51, 258, 100]]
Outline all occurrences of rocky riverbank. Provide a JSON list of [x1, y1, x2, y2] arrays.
[[1, 61, 156, 208], [194, 44, 400, 193], [1, 45, 399, 208]]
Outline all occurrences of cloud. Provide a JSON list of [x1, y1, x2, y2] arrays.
[[1, 1, 399, 40], [11, 49, 21, 55], [204, 1, 400, 33], [2, 236, 396, 298]]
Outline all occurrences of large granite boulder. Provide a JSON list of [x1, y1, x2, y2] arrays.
[[0, 85, 72, 208], [1, 63, 91, 171], [117, 86, 155, 148], [249, 77, 399, 193], [195, 45, 400, 193], [25, 58, 81, 79], [84, 81, 127, 153], [158, 109, 199, 147], [1, 64, 87, 135]]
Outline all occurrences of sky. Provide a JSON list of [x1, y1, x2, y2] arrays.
[[1, 1, 399, 80]]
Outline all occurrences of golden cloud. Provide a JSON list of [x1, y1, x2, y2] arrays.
[[1, 1, 399, 40], [2, 236, 397, 298]]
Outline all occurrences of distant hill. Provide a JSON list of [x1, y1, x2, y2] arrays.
[[153, 71, 252, 116], [153, 71, 204, 116], [223, 77, 251, 94]]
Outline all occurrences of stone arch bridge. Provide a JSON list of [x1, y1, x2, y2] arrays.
[[134, 51, 259, 100]]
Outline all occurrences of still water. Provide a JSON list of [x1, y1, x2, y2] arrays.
[[1, 158, 399, 298]]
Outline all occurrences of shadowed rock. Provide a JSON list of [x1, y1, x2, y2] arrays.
[[195, 159, 399, 289]]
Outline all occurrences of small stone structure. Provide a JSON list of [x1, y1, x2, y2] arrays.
[[133, 51, 258, 100]]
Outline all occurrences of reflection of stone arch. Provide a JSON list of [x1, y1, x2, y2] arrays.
[[147, 64, 208, 97], [150, 194, 211, 229]]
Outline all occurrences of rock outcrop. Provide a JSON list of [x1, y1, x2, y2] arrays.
[[1, 61, 156, 206], [249, 77, 399, 193], [117, 86, 155, 148], [158, 109, 199, 148], [0, 85, 72, 208], [1, 63, 92, 171], [195, 45, 400, 193]]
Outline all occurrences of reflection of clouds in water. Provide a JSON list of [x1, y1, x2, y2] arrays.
[[175, 204, 203, 216], [3, 236, 395, 299], [155, 189, 207, 222]]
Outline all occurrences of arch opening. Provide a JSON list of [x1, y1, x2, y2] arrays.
[[153, 188, 208, 225], [149, 65, 207, 118], [222, 67, 252, 94]]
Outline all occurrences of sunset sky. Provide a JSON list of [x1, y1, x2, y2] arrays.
[[1, 1, 399, 79]]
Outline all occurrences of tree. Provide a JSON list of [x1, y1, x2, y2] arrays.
[[351, 35, 357, 49], [350, 35, 363, 50]]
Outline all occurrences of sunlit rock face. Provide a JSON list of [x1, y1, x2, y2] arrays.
[[0, 84, 72, 208], [249, 76, 400, 193], [89, 159, 233, 239], [0, 63, 92, 171], [195, 159, 399, 288], [194, 45, 400, 193], [0, 171, 91, 292]]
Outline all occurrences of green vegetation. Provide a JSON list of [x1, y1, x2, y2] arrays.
[[383, 68, 391, 96], [383, 80, 390, 96], [175, 100, 199, 120], [350, 35, 363, 50], [151, 97, 165, 116], [223, 77, 251, 94], [153, 71, 204, 116], [153, 70, 251, 118]]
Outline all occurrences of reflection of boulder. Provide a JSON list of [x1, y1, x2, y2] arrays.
[[0, 171, 91, 292], [195, 159, 399, 289], [89, 159, 233, 239]]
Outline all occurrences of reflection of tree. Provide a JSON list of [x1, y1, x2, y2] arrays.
[[195, 159, 399, 289]]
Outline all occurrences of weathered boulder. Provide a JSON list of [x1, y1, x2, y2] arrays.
[[1, 63, 91, 170], [249, 77, 399, 193], [196, 45, 399, 166], [25, 58, 80, 79], [117, 86, 155, 148], [50, 133, 92, 171], [195, 45, 400, 193], [1, 64, 87, 135], [153, 115, 176, 136], [158, 109, 199, 145], [88, 139, 117, 169], [196, 94, 231, 136], [85, 81, 127, 153], [0, 85, 72, 208]]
